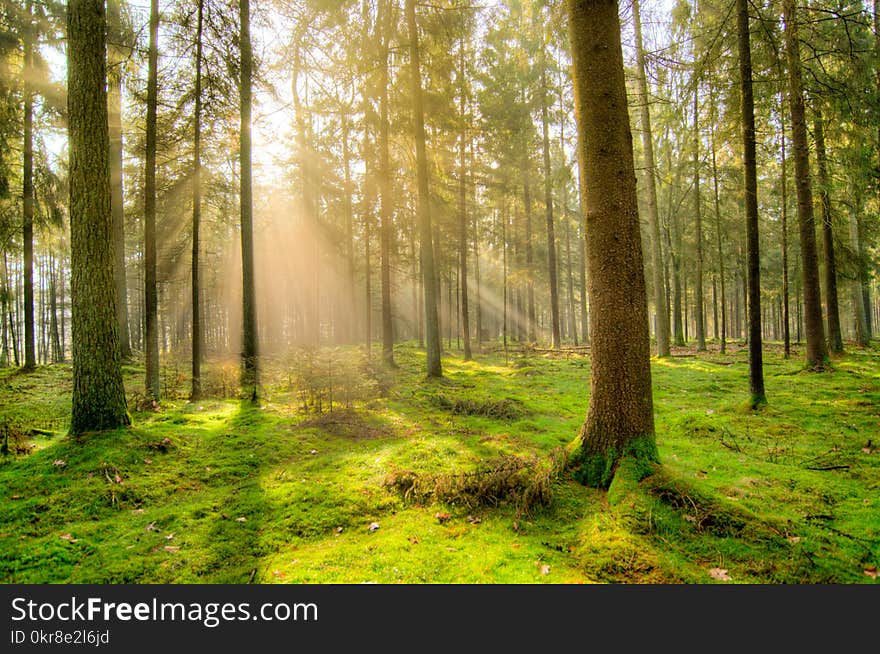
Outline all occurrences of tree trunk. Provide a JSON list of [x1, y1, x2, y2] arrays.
[[780, 102, 791, 358], [379, 0, 395, 366], [632, 0, 669, 357], [107, 0, 131, 362], [406, 0, 441, 377], [812, 108, 842, 354], [709, 113, 726, 354], [567, 0, 657, 489], [692, 86, 705, 351], [67, 0, 130, 433], [22, 0, 36, 371], [540, 60, 561, 350], [458, 39, 472, 361], [847, 185, 869, 347], [783, 0, 827, 369], [738, 0, 766, 406], [240, 0, 258, 395], [190, 0, 204, 400], [522, 163, 537, 343], [144, 0, 160, 401]]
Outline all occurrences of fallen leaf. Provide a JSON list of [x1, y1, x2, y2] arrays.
[[59, 533, 77, 542], [466, 515, 482, 524], [684, 514, 697, 523], [11, 495, 21, 500], [787, 536, 802, 544], [861, 447, 874, 455], [165, 533, 175, 541], [695, 471, 708, 479], [272, 570, 285, 578], [163, 546, 180, 553], [513, 521, 520, 532], [143, 459, 153, 464], [368, 522, 380, 533], [335, 526, 343, 534], [435, 512, 451, 524], [53, 459, 66, 467], [709, 568, 731, 581], [114, 473, 123, 484], [511, 542, 520, 549], [864, 566, 878, 579], [309, 449, 318, 455], [131, 509, 144, 515], [540, 565, 551, 575], [235, 517, 247, 523], [145, 521, 159, 532], [408, 535, 420, 545]]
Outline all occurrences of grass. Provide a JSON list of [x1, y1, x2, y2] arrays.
[[0, 339, 878, 584]]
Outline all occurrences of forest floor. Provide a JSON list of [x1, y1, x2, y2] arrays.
[[1, 340, 878, 584]]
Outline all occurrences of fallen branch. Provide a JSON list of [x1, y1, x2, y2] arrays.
[[805, 465, 850, 471]]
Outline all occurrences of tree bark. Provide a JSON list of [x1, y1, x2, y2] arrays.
[[144, 0, 160, 401], [812, 107, 842, 354], [738, 0, 766, 406], [632, 0, 669, 357], [190, 0, 204, 400], [67, 0, 130, 433], [406, 0, 441, 377], [783, 0, 828, 369], [692, 85, 705, 351], [240, 0, 258, 394], [540, 58, 561, 350], [22, 0, 35, 370], [567, 0, 657, 489], [378, 0, 395, 366], [458, 39, 472, 361], [780, 102, 791, 358]]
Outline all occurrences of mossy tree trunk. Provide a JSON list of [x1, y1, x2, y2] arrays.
[[566, 0, 657, 489], [67, 0, 130, 434]]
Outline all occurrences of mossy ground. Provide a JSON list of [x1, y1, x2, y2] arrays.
[[1, 340, 878, 584]]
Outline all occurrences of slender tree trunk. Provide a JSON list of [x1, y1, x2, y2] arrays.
[[847, 184, 869, 347], [738, 0, 766, 406], [50, 256, 61, 362], [240, 0, 258, 395], [144, 0, 160, 401], [378, 0, 395, 366], [783, 0, 827, 369], [632, 0, 669, 357], [458, 40, 472, 361], [780, 103, 791, 358], [342, 117, 356, 344], [710, 116, 726, 354], [190, 0, 204, 400], [813, 108, 842, 354], [540, 60, 561, 349], [22, 1, 35, 370], [406, 0, 441, 377], [567, 0, 656, 489], [67, 0, 130, 433], [522, 164, 537, 342], [107, 0, 131, 362], [692, 86, 705, 351]]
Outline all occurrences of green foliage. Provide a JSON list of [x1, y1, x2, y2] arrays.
[[1, 344, 878, 583]]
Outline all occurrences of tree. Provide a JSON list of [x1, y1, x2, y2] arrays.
[[240, 0, 258, 396], [67, 0, 130, 433], [783, 0, 827, 369], [566, 0, 657, 488], [737, 0, 765, 407], [539, 39, 561, 350], [632, 0, 669, 357], [406, 0, 442, 378], [190, 0, 204, 400], [21, 0, 35, 371], [144, 0, 160, 402]]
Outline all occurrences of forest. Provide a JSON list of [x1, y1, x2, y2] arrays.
[[0, 0, 878, 584]]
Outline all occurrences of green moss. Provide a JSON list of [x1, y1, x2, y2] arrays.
[[566, 433, 659, 489]]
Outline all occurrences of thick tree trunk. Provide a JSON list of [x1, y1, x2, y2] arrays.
[[67, 0, 130, 433], [738, 0, 766, 406], [783, 0, 828, 369], [813, 108, 842, 354], [406, 0, 441, 377], [144, 0, 160, 401], [240, 0, 258, 394], [632, 0, 669, 357], [567, 0, 657, 489]]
